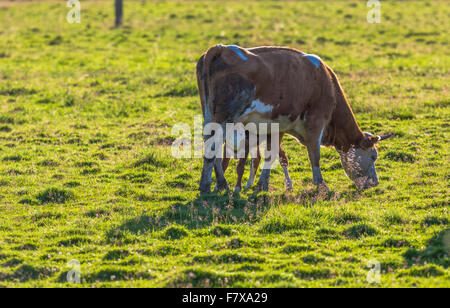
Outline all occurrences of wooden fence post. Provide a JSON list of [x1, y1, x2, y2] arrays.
[[115, 0, 123, 27]]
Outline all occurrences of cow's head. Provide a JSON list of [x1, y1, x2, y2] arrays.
[[339, 132, 392, 190]]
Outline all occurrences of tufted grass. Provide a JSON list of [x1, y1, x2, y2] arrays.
[[0, 0, 448, 287]]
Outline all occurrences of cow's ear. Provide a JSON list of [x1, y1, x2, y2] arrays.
[[378, 133, 394, 141], [359, 135, 379, 149]]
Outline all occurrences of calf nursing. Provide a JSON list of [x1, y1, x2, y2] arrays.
[[220, 132, 292, 193], [196, 45, 391, 194]]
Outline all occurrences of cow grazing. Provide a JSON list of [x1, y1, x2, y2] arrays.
[[196, 44, 392, 194]]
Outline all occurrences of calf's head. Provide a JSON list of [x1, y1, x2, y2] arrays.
[[339, 132, 392, 190]]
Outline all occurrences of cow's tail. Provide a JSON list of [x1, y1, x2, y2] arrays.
[[196, 45, 224, 126], [203, 45, 224, 83], [196, 55, 207, 119], [198, 45, 226, 121]]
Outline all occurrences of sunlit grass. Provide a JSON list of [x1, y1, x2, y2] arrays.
[[0, 0, 448, 287]]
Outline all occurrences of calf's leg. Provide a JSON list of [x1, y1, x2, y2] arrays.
[[235, 136, 250, 192], [245, 147, 261, 189], [256, 135, 279, 191], [257, 157, 274, 191], [279, 146, 293, 190], [235, 157, 247, 193], [254, 133, 290, 191], [221, 144, 231, 172]]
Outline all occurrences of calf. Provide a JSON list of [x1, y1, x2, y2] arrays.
[[220, 132, 292, 193], [196, 45, 391, 194]]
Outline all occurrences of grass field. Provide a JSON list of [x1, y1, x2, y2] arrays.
[[0, 0, 448, 287]]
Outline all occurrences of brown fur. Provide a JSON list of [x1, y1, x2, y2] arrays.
[[197, 45, 385, 193]]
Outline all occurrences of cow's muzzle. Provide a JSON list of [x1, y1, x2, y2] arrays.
[[354, 167, 379, 190]]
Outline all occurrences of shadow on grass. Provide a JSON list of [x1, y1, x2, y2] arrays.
[[105, 185, 346, 244], [105, 192, 269, 243], [403, 228, 449, 268]]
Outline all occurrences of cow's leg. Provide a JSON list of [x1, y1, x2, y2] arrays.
[[199, 156, 215, 194], [235, 136, 250, 192], [256, 135, 278, 191], [235, 158, 246, 193], [201, 137, 228, 194], [245, 146, 261, 189], [275, 132, 292, 190], [214, 144, 231, 191], [235, 147, 249, 193], [214, 158, 229, 192], [215, 126, 230, 192], [222, 157, 231, 172], [257, 157, 274, 191], [307, 143, 323, 185], [279, 145, 293, 190], [304, 119, 327, 187]]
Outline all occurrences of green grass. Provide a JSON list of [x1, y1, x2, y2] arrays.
[[0, 0, 448, 287]]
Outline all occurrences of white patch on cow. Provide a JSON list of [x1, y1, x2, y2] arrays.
[[237, 101, 310, 142], [241, 99, 273, 118], [236, 99, 279, 132], [292, 117, 306, 138]]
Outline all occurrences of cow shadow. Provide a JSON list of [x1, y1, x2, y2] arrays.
[[104, 184, 343, 243], [105, 191, 271, 242]]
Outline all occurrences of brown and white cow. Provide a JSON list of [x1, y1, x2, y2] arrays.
[[196, 44, 392, 194]]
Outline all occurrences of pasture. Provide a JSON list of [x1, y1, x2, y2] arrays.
[[0, 0, 448, 287]]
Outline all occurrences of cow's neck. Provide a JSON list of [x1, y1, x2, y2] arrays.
[[324, 77, 364, 152]]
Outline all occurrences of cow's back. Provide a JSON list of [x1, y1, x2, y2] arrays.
[[198, 45, 336, 126], [245, 47, 335, 122]]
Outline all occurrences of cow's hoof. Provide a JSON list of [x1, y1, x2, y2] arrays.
[[216, 182, 229, 192], [317, 182, 329, 194], [199, 182, 211, 194], [257, 181, 269, 191], [199, 188, 211, 195], [285, 180, 293, 191]]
